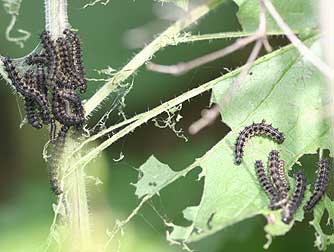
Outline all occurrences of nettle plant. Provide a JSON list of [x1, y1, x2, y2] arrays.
[[1, 0, 334, 251]]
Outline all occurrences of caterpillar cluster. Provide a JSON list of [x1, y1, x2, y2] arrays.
[[2, 29, 87, 195], [234, 121, 332, 223], [235, 120, 284, 165], [254, 150, 289, 210], [254, 149, 331, 224], [254, 151, 306, 224], [304, 159, 330, 211]]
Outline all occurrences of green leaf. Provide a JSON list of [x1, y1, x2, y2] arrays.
[[134, 156, 178, 198], [309, 196, 334, 250], [134, 36, 334, 248], [234, 0, 317, 32], [155, 0, 189, 10]]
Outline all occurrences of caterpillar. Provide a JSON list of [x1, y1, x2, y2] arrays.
[[36, 65, 48, 96], [52, 93, 85, 127], [304, 159, 330, 211], [267, 150, 289, 210], [56, 37, 73, 76], [56, 124, 70, 146], [24, 97, 42, 129], [58, 90, 85, 124], [48, 161, 63, 196], [40, 31, 59, 90], [254, 160, 278, 205], [55, 72, 76, 90], [50, 118, 57, 144], [26, 53, 48, 66], [3, 58, 51, 125], [23, 70, 51, 125], [281, 171, 306, 224], [48, 125, 70, 195], [63, 29, 87, 93], [235, 120, 284, 165]]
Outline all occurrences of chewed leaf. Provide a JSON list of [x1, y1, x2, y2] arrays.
[[167, 38, 332, 244], [309, 196, 334, 250], [234, 0, 317, 33], [134, 155, 178, 198], [134, 37, 333, 248]]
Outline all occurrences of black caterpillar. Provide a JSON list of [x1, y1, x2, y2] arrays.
[[304, 159, 330, 211], [48, 125, 70, 195], [63, 29, 87, 93], [281, 171, 306, 224], [235, 120, 284, 165], [254, 160, 278, 206], [2, 28, 87, 196], [25, 97, 42, 129]]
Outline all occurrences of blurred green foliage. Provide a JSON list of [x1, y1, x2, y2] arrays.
[[0, 0, 330, 251]]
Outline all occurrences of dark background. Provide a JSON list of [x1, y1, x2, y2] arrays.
[[0, 1, 329, 251]]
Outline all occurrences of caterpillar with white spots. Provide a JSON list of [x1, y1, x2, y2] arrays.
[[235, 120, 284, 165]]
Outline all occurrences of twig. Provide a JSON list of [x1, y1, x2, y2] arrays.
[[147, 1, 272, 77], [146, 35, 258, 75], [188, 39, 264, 134], [175, 31, 285, 44], [188, 0, 270, 134], [261, 0, 334, 81]]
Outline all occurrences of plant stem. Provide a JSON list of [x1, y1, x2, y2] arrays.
[[44, 0, 69, 38], [62, 138, 91, 251], [44, 0, 91, 251]]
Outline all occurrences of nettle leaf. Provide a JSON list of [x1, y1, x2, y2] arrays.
[[155, 0, 189, 11], [134, 155, 178, 198], [134, 37, 334, 249], [234, 0, 317, 32], [309, 196, 334, 250]]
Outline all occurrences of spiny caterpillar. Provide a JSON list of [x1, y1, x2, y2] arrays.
[[63, 29, 87, 93], [2, 28, 87, 196], [281, 171, 306, 224], [24, 97, 42, 129], [48, 125, 70, 195], [254, 160, 278, 206], [267, 150, 289, 210], [235, 120, 284, 165], [3, 58, 51, 125], [304, 159, 330, 211]]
